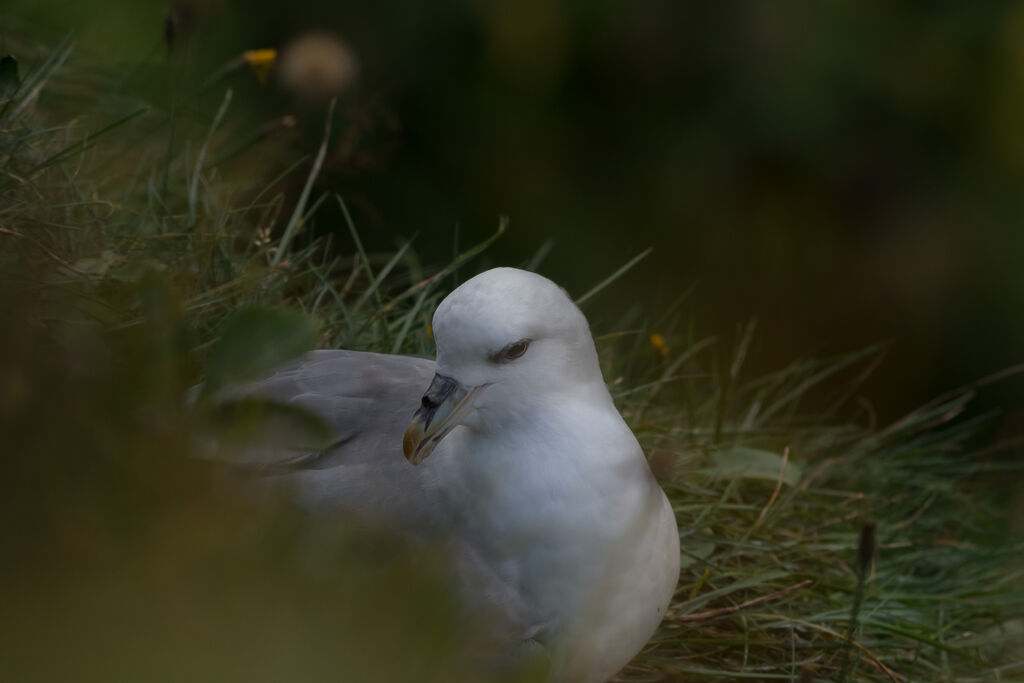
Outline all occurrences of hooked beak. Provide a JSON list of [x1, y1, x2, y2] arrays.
[[403, 374, 483, 465]]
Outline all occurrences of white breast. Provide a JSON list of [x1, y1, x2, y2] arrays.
[[441, 401, 680, 683], [558, 490, 679, 683]]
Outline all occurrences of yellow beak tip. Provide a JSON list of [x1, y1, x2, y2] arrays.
[[403, 423, 423, 464]]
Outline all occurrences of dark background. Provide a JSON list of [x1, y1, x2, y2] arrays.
[[6, 0, 1024, 421]]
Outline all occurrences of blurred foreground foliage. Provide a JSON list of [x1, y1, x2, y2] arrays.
[[1, 36, 1022, 683], [0, 260, 479, 683], [0, 37, 502, 683]]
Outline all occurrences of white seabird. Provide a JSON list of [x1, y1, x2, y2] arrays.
[[225, 267, 680, 683]]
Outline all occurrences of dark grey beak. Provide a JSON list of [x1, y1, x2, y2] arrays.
[[402, 374, 480, 465]]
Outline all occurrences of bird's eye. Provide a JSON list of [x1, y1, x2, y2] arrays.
[[493, 339, 531, 363]]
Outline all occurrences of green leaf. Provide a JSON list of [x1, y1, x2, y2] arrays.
[[206, 397, 337, 451], [72, 249, 119, 275], [202, 306, 318, 396], [679, 536, 717, 570], [707, 447, 802, 486], [111, 257, 168, 283]]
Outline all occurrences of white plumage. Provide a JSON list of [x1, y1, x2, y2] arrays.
[[227, 267, 680, 682]]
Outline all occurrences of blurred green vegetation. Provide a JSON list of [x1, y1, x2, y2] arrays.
[[2, 6, 1023, 682]]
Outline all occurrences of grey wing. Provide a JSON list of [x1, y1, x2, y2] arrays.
[[207, 349, 550, 665], [214, 349, 441, 523]]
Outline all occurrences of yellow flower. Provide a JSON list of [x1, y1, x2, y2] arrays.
[[243, 49, 277, 84], [649, 333, 668, 358]]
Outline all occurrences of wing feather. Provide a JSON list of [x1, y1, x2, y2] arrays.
[[203, 348, 546, 662], [211, 349, 437, 519]]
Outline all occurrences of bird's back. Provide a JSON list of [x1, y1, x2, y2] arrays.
[[215, 349, 441, 523], [208, 349, 549, 674]]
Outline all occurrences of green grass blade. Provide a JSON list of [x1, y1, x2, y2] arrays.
[[576, 247, 652, 305], [272, 98, 336, 267]]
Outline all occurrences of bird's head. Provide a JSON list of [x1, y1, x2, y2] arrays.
[[402, 267, 603, 465]]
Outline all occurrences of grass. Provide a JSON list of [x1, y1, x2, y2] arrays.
[[2, 36, 1022, 682]]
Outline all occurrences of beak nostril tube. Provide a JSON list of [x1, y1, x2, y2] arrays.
[[418, 374, 458, 414], [404, 374, 476, 465]]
